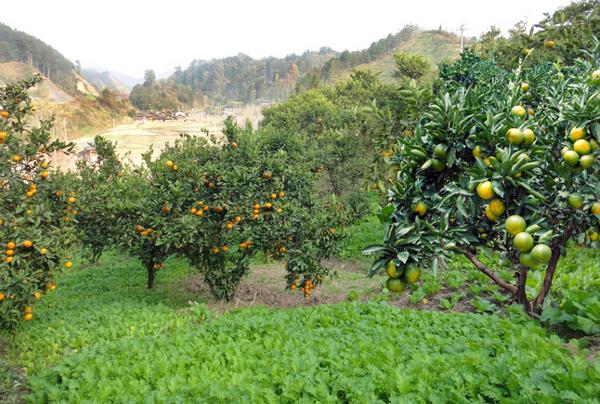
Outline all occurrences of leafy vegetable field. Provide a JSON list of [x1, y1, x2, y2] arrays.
[[3, 253, 599, 403]]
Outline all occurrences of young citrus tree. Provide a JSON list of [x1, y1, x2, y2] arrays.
[[0, 76, 76, 328], [149, 118, 342, 300], [366, 50, 599, 313]]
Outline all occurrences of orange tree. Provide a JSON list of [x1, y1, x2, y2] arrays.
[[365, 49, 599, 314], [0, 76, 76, 328], [147, 118, 343, 300]]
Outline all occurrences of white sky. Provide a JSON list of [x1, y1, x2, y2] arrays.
[[1, 0, 572, 78]]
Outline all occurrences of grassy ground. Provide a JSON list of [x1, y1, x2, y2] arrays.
[[3, 251, 599, 402], [2, 214, 599, 402]]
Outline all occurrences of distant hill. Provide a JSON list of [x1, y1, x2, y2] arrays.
[[317, 29, 468, 84], [133, 25, 467, 109], [81, 68, 131, 94], [0, 21, 105, 100]]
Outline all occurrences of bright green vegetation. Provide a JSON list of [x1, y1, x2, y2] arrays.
[[4, 255, 598, 402]]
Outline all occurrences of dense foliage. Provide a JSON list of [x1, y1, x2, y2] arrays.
[[0, 76, 76, 328], [9, 260, 599, 402]]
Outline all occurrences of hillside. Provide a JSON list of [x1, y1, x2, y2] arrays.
[[132, 26, 467, 108], [324, 29, 468, 83], [0, 61, 72, 102], [81, 68, 131, 94]]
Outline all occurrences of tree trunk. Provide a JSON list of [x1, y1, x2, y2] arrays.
[[461, 249, 517, 294], [147, 266, 156, 289], [532, 221, 575, 313], [516, 266, 532, 313]]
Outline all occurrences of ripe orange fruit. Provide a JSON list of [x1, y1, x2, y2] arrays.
[[26, 190, 35, 198], [222, 245, 229, 253], [0, 292, 4, 301], [40, 161, 49, 169], [506, 128, 523, 145], [265, 202, 273, 209], [24, 305, 32, 314], [262, 171, 273, 180], [6, 242, 16, 250], [162, 205, 170, 214], [270, 193, 277, 200], [413, 202, 427, 216], [505, 215, 527, 236], [0, 131, 7, 143], [172, 165, 178, 171], [0, 110, 10, 118], [40, 248, 47, 255], [67, 197, 76, 204], [5, 257, 13, 263], [476, 181, 494, 200], [231, 142, 238, 149], [234, 215, 241, 223], [165, 160, 174, 168], [279, 246, 287, 253], [214, 206, 223, 213], [279, 191, 285, 198], [190, 207, 198, 214], [522, 129, 535, 146], [253, 204, 261, 210], [226, 223, 233, 230], [569, 127, 585, 142], [23, 240, 33, 248], [511, 106, 526, 118], [135, 225, 144, 233], [520, 83, 530, 92], [24, 313, 33, 321], [489, 199, 506, 216], [5, 249, 14, 256], [64, 261, 73, 268], [40, 170, 49, 179], [573, 139, 591, 155], [195, 210, 204, 217], [484, 205, 497, 221], [591, 202, 600, 215], [211, 246, 220, 254], [11, 155, 21, 162], [140, 230, 149, 237]]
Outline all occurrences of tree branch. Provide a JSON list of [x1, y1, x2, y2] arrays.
[[533, 221, 575, 310], [461, 248, 517, 294]]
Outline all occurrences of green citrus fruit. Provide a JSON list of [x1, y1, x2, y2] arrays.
[[592, 202, 600, 215], [386, 278, 406, 293], [386, 261, 401, 279], [513, 232, 534, 252], [544, 40, 556, 49], [472, 145, 482, 159], [505, 215, 527, 236], [433, 144, 447, 160], [580, 154, 594, 169], [521, 48, 531, 57], [431, 159, 446, 172], [520, 82, 530, 92], [413, 202, 427, 216], [519, 252, 537, 268], [484, 205, 498, 221], [404, 266, 421, 284], [568, 193, 583, 210], [531, 244, 552, 263], [563, 150, 580, 166]]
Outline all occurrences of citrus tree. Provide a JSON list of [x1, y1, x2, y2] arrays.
[[0, 76, 76, 328], [365, 49, 599, 314]]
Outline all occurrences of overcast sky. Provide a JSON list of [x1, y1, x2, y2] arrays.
[[1, 0, 572, 78]]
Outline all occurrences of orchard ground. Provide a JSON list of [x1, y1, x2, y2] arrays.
[[1, 214, 599, 402]]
